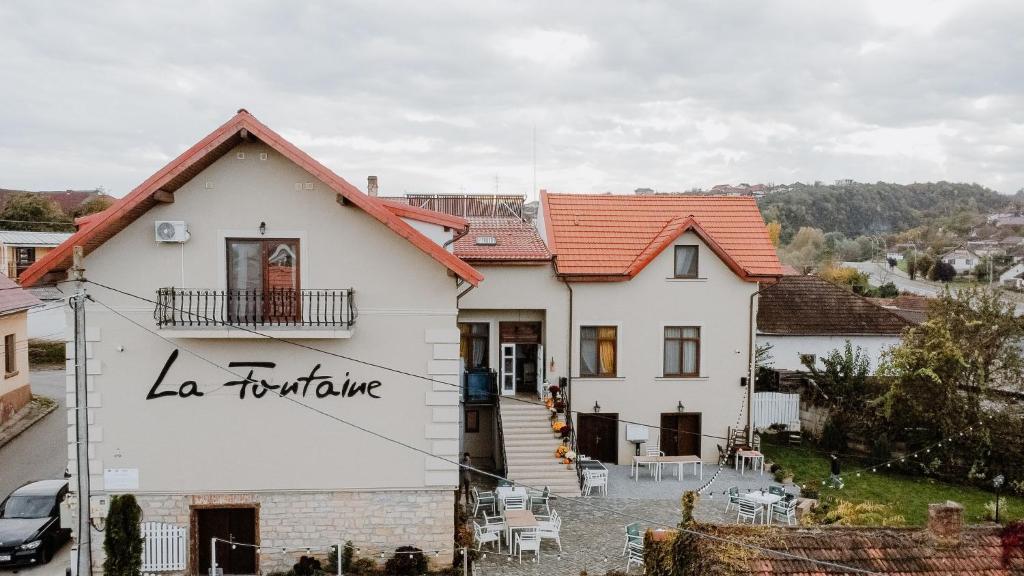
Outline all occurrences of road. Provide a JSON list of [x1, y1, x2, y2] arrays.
[[843, 260, 1024, 314], [0, 369, 70, 576]]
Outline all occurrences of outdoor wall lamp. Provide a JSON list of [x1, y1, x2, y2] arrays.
[[259, 221, 266, 235], [677, 401, 685, 413], [593, 401, 601, 414]]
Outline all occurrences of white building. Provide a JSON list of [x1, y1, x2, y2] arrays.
[[756, 276, 912, 372], [940, 246, 981, 274]]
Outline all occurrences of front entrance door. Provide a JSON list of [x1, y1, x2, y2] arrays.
[[195, 507, 257, 575], [577, 413, 619, 463], [500, 343, 516, 396], [660, 413, 702, 457]]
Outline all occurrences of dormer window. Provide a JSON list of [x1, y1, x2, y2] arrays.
[[674, 246, 698, 278], [475, 236, 498, 246]]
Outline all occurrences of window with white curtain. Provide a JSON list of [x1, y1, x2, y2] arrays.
[[674, 245, 699, 278], [664, 326, 700, 377]]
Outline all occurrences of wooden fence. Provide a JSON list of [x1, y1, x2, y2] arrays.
[[752, 392, 800, 430], [141, 521, 186, 573]]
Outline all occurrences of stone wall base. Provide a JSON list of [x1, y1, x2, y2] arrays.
[[0, 383, 31, 425], [86, 489, 455, 574]]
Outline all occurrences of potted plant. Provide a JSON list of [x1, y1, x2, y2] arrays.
[[773, 467, 793, 484], [548, 384, 560, 398], [554, 399, 565, 414], [564, 450, 576, 469], [560, 425, 571, 440]]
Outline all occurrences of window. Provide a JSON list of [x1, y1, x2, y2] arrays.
[[226, 238, 300, 322], [580, 326, 617, 377], [4, 333, 15, 376], [664, 327, 700, 377], [464, 409, 480, 433], [674, 246, 698, 278], [459, 323, 489, 370], [799, 353, 816, 367]]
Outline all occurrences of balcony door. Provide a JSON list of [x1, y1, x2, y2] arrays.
[[227, 238, 300, 324]]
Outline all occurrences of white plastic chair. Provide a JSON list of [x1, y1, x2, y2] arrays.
[[471, 487, 496, 516], [772, 498, 798, 526], [724, 486, 741, 513], [529, 486, 551, 514], [503, 495, 527, 510], [644, 443, 665, 479], [482, 512, 506, 545], [515, 530, 541, 564], [621, 522, 643, 556], [473, 521, 501, 553], [582, 470, 608, 496], [736, 497, 764, 524], [535, 510, 562, 551], [625, 541, 644, 573]]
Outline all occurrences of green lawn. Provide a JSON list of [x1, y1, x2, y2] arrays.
[[762, 444, 1024, 525]]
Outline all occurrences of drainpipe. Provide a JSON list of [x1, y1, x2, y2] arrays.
[[444, 225, 470, 250], [565, 276, 573, 420], [746, 282, 773, 443]]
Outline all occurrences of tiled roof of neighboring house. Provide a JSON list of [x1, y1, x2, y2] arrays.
[[26, 286, 64, 302], [379, 200, 470, 230], [454, 218, 551, 263], [758, 275, 913, 335], [741, 526, 1020, 575], [780, 264, 801, 276], [0, 188, 111, 215], [540, 192, 783, 280], [0, 274, 42, 315], [868, 294, 934, 325], [20, 110, 482, 287], [0, 231, 73, 247]]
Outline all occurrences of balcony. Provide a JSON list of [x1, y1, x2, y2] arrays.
[[154, 288, 356, 338]]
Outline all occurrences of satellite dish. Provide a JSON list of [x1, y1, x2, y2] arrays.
[[156, 222, 176, 240]]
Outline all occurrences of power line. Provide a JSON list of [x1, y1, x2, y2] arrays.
[[89, 292, 879, 575], [84, 279, 735, 443]]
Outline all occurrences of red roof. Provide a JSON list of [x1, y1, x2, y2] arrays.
[[0, 274, 42, 315], [540, 192, 783, 281], [380, 200, 469, 230], [20, 110, 482, 287], [454, 218, 551, 263]]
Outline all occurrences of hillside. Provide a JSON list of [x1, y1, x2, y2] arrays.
[[758, 181, 1020, 242]]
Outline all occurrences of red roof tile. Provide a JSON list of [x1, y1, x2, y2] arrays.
[[758, 276, 913, 335], [541, 192, 783, 281], [20, 110, 482, 287], [380, 200, 470, 230], [0, 274, 42, 315], [454, 218, 551, 262]]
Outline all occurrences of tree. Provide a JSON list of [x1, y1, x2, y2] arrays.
[[102, 495, 144, 576], [766, 221, 781, 247], [915, 254, 934, 280], [71, 195, 113, 218], [779, 227, 827, 272], [906, 255, 918, 280], [930, 261, 957, 282], [0, 193, 72, 231]]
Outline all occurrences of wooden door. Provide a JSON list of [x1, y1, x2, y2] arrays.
[[195, 507, 257, 575], [660, 413, 702, 457], [577, 413, 619, 463]]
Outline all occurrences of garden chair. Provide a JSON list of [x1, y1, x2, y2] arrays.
[[514, 530, 541, 564], [772, 498, 798, 526], [768, 485, 786, 497], [621, 522, 643, 556], [473, 521, 501, 553], [483, 512, 506, 544], [643, 443, 665, 478], [498, 479, 513, 487], [625, 541, 645, 573], [583, 469, 608, 496], [535, 509, 562, 551], [530, 486, 551, 514], [471, 487, 496, 516], [736, 497, 764, 524], [752, 433, 762, 452], [504, 495, 527, 510], [724, 486, 741, 513]]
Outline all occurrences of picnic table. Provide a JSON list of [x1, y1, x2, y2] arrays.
[[742, 491, 782, 525], [632, 455, 703, 481], [504, 509, 538, 551], [735, 449, 764, 475]]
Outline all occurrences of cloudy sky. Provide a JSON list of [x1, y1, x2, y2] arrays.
[[1, 1, 1022, 199]]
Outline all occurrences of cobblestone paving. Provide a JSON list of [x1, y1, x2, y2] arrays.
[[471, 464, 797, 576]]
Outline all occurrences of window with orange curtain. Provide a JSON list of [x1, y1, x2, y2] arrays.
[[580, 326, 617, 377]]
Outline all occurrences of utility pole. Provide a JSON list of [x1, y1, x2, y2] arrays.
[[71, 246, 92, 576]]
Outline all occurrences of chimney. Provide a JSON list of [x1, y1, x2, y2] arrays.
[[927, 501, 963, 541], [367, 176, 379, 197]]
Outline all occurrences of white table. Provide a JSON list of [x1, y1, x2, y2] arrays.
[[504, 509, 538, 552], [742, 491, 782, 525], [735, 450, 764, 475], [632, 455, 703, 481]]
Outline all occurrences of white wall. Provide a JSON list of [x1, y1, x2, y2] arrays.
[[28, 305, 65, 340], [65, 141, 464, 495], [757, 334, 900, 372]]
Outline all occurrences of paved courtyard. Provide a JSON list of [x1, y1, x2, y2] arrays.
[[471, 464, 797, 575]]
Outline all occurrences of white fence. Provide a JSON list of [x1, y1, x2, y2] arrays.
[[752, 392, 800, 430], [142, 521, 186, 573]]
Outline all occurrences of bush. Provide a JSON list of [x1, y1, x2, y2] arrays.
[[820, 416, 848, 453], [384, 546, 427, 576], [102, 494, 144, 576], [801, 485, 820, 499], [871, 434, 891, 463], [28, 340, 65, 365], [292, 556, 321, 576], [349, 557, 378, 575], [985, 498, 1010, 522], [773, 468, 790, 483]]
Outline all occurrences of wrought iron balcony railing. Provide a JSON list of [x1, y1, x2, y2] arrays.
[[155, 288, 356, 329]]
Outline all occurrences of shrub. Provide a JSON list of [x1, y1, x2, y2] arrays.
[[292, 556, 321, 576], [820, 416, 848, 453], [773, 468, 790, 483], [801, 485, 820, 499], [349, 557, 378, 575], [871, 434, 891, 463], [342, 541, 355, 572], [384, 546, 427, 576], [28, 340, 65, 366], [986, 498, 1011, 522], [803, 498, 905, 526], [102, 494, 144, 576]]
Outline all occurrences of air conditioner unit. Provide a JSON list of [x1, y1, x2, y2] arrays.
[[155, 221, 190, 243]]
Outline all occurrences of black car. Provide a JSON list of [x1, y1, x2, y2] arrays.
[[0, 480, 70, 568]]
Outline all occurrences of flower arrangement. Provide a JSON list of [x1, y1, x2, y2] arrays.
[[544, 397, 554, 409], [552, 421, 567, 433], [565, 450, 576, 461], [548, 384, 560, 397], [556, 445, 569, 458], [554, 399, 565, 414], [560, 426, 571, 439]]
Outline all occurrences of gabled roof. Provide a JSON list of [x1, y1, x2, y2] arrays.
[[454, 218, 551, 263], [540, 192, 783, 281], [0, 231, 73, 247], [758, 275, 912, 336], [19, 110, 482, 287], [0, 274, 42, 315], [380, 200, 469, 230]]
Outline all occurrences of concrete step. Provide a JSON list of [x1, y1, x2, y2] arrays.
[[504, 438, 561, 447]]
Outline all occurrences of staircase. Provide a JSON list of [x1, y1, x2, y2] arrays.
[[499, 398, 582, 497]]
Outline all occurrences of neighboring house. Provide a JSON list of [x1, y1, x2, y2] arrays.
[[0, 188, 112, 217], [757, 275, 912, 372], [0, 274, 42, 425], [711, 502, 1021, 575], [20, 110, 483, 574], [940, 246, 981, 274], [868, 294, 933, 325], [1000, 236, 1024, 247], [1000, 262, 1024, 288], [992, 215, 1024, 227], [0, 230, 72, 278]]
